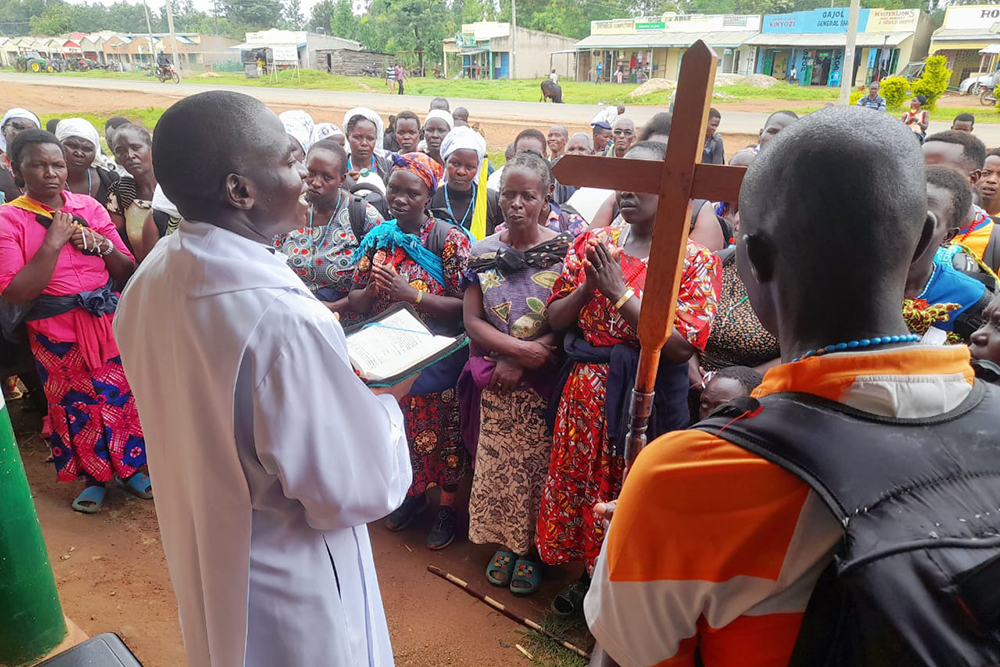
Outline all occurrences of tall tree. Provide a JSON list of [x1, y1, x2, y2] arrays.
[[361, 0, 447, 69], [331, 0, 358, 38], [284, 0, 305, 28], [309, 0, 335, 31], [222, 0, 283, 30]]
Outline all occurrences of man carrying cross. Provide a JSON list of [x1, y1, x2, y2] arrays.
[[583, 106, 1000, 666]]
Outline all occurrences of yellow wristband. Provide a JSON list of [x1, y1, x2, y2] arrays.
[[613, 288, 634, 310]]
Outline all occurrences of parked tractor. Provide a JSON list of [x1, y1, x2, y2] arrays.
[[15, 52, 62, 73]]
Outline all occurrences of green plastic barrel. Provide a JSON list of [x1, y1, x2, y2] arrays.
[[0, 397, 66, 666]]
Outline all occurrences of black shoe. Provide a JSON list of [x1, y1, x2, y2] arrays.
[[385, 494, 427, 532], [426, 506, 457, 550]]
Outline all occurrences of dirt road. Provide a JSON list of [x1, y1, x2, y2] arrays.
[[15, 406, 583, 667], [1, 75, 772, 156]]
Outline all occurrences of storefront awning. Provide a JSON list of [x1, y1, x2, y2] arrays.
[[981, 43, 1000, 55], [932, 28, 1000, 44], [743, 32, 910, 48], [574, 30, 757, 51]]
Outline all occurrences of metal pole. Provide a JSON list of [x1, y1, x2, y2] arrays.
[[839, 0, 860, 105], [0, 399, 67, 665], [141, 0, 156, 68], [164, 0, 182, 81], [510, 0, 516, 80]]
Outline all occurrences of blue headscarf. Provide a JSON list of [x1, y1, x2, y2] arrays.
[[354, 219, 446, 286]]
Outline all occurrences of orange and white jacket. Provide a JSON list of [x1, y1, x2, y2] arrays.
[[585, 346, 977, 667]]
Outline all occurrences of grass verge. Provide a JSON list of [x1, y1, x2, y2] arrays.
[[517, 611, 590, 667], [15, 67, 860, 109]]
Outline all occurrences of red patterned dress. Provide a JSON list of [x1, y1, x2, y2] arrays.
[[353, 217, 472, 495], [535, 226, 720, 570]]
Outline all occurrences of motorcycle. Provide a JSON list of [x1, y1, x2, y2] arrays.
[[980, 85, 997, 107], [156, 62, 181, 84], [361, 64, 381, 78]]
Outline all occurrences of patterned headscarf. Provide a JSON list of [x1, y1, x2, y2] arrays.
[[390, 152, 444, 193], [279, 110, 315, 153]]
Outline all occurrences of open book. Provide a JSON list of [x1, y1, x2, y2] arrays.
[[345, 303, 468, 387]]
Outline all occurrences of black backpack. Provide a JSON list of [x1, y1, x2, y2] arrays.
[[348, 182, 389, 226], [695, 384, 1000, 667]]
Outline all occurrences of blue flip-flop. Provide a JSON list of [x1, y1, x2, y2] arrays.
[[71, 485, 106, 514], [117, 473, 153, 500]]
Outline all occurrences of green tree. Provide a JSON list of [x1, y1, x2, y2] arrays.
[[29, 3, 72, 35], [361, 0, 447, 71], [222, 0, 283, 30], [284, 0, 304, 28], [911, 54, 950, 109], [309, 0, 336, 31], [331, 0, 358, 39]]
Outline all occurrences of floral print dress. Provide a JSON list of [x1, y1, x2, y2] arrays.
[[464, 233, 570, 554], [535, 226, 720, 571], [274, 197, 383, 325], [353, 217, 472, 494]]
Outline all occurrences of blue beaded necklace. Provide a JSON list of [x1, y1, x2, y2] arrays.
[[444, 184, 475, 230], [791, 334, 920, 363]]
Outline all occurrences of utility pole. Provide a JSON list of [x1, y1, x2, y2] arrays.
[[165, 0, 181, 81], [141, 0, 156, 68], [510, 0, 516, 80], [839, 0, 860, 105]]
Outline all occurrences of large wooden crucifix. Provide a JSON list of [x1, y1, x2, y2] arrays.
[[553, 40, 748, 471]]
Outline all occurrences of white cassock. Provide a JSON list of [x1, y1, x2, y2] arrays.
[[114, 220, 411, 667]]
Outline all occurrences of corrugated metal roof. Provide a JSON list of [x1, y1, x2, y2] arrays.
[[743, 32, 909, 47], [574, 30, 756, 50], [931, 28, 1000, 42]]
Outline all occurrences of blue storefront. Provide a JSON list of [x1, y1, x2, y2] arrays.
[[746, 8, 872, 86]]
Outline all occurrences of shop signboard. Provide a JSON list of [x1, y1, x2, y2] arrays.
[[456, 34, 478, 48], [635, 21, 666, 31], [592, 18, 637, 35], [942, 5, 1000, 31], [867, 8, 920, 32], [763, 8, 872, 34]]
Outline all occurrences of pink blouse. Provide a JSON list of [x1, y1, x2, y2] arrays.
[[0, 191, 133, 368]]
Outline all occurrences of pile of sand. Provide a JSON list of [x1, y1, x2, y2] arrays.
[[196, 71, 222, 78], [630, 72, 780, 97], [629, 78, 677, 98]]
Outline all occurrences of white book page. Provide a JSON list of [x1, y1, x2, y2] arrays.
[[346, 309, 455, 381]]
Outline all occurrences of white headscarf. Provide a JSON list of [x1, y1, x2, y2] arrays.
[[0, 108, 41, 152], [55, 118, 103, 166], [342, 108, 385, 158], [279, 110, 315, 153], [311, 122, 344, 145], [440, 126, 486, 184], [423, 109, 454, 132]]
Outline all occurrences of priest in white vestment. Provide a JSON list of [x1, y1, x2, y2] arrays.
[[114, 91, 412, 667]]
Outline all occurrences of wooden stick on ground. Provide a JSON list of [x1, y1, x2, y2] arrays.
[[427, 565, 591, 660]]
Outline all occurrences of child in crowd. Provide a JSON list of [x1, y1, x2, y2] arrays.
[[698, 366, 763, 421]]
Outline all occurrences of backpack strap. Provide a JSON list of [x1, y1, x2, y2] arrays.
[[693, 383, 991, 524], [348, 196, 368, 242], [953, 288, 994, 341], [984, 219, 1000, 273]]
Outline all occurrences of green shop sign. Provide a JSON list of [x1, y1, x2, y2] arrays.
[[635, 21, 665, 31]]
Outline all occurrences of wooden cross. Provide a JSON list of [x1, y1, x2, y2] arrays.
[[553, 40, 747, 471]]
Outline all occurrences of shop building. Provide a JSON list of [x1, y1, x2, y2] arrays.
[[442, 22, 577, 80], [573, 14, 761, 83], [745, 8, 932, 86], [930, 5, 1000, 87]]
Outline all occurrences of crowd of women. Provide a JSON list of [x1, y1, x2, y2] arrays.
[[2, 96, 999, 614]]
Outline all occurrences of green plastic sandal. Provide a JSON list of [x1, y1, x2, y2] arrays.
[[510, 559, 542, 596], [486, 550, 516, 586]]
